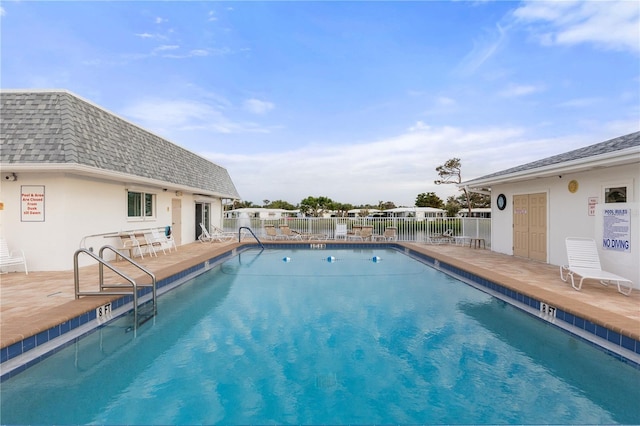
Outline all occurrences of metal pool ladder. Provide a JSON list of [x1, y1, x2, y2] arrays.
[[239, 226, 264, 249], [74, 245, 157, 327]]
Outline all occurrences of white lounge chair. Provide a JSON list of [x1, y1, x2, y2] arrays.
[[210, 225, 235, 242], [427, 229, 454, 244], [264, 225, 285, 240], [374, 227, 398, 241], [199, 223, 234, 243], [348, 225, 373, 241], [560, 237, 634, 296], [0, 238, 28, 274], [334, 223, 348, 240], [279, 224, 303, 240]]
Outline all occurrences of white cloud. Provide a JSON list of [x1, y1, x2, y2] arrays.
[[513, 0, 640, 54], [155, 17, 168, 24], [121, 98, 273, 136], [244, 99, 275, 115], [208, 11, 218, 22], [135, 33, 155, 39], [499, 83, 545, 98], [556, 97, 600, 108], [203, 125, 545, 206], [456, 23, 509, 75], [0, 6, 6, 17]]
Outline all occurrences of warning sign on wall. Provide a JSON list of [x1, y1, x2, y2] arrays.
[[602, 208, 630, 252], [21, 185, 45, 222]]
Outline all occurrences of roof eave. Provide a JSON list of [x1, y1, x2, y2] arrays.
[[0, 162, 240, 199], [461, 146, 640, 189]]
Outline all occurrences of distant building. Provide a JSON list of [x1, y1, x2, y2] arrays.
[[383, 207, 446, 219], [457, 208, 491, 218], [224, 208, 298, 220], [0, 90, 240, 271]]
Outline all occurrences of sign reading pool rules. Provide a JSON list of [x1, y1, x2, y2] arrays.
[[21, 185, 45, 222], [602, 208, 630, 252]]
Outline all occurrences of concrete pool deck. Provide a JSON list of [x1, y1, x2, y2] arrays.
[[1, 240, 639, 355]]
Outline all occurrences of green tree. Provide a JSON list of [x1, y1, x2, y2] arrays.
[[415, 192, 444, 208], [299, 196, 334, 217], [444, 195, 461, 217], [435, 157, 471, 214], [265, 199, 297, 210]]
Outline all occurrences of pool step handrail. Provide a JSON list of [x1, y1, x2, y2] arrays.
[[239, 226, 264, 249], [73, 246, 157, 327]]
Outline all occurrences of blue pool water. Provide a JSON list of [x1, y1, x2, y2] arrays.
[[1, 248, 639, 424]]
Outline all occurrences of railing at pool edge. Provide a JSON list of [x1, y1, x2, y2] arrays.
[[239, 226, 264, 249]]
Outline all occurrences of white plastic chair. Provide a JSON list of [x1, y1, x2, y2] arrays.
[[334, 223, 348, 240], [560, 237, 634, 296], [0, 238, 28, 274]]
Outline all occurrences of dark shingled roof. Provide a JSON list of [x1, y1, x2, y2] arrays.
[[466, 131, 640, 184], [0, 90, 240, 198]]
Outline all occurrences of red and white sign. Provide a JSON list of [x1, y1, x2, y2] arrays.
[[21, 185, 45, 222]]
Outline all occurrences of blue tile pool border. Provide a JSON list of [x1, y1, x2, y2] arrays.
[[2, 243, 638, 378], [401, 245, 640, 369]]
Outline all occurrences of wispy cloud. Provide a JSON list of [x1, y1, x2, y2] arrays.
[[155, 17, 168, 25], [121, 98, 274, 136], [556, 97, 600, 108], [512, 0, 640, 54], [244, 99, 275, 115], [499, 83, 545, 98], [456, 23, 509, 76]]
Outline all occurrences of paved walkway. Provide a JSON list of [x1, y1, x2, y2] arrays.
[[1, 241, 639, 351]]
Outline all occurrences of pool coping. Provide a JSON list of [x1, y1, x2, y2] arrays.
[[2, 242, 639, 380]]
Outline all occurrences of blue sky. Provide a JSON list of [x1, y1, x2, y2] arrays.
[[1, 1, 639, 206]]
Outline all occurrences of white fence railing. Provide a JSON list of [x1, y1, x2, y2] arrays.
[[222, 217, 491, 246]]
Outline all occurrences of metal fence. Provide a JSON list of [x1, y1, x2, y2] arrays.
[[222, 217, 491, 246]]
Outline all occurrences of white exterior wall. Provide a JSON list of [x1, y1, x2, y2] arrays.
[[0, 173, 220, 271], [490, 163, 639, 287]]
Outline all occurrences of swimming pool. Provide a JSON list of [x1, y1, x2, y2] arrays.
[[1, 247, 639, 424]]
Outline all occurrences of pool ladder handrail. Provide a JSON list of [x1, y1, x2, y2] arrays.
[[239, 226, 264, 249], [74, 245, 157, 326]]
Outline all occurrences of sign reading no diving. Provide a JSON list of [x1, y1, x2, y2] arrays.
[[602, 208, 630, 253]]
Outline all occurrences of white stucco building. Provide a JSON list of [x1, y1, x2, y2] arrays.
[[463, 131, 640, 288], [0, 90, 240, 271]]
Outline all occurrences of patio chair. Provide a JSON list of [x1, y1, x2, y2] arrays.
[[374, 227, 398, 241], [348, 225, 373, 241], [119, 232, 145, 259], [150, 228, 176, 253], [210, 225, 235, 242], [0, 238, 28, 274], [143, 230, 161, 256], [199, 223, 234, 243], [427, 229, 454, 244], [334, 223, 348, 240], [264, 225, 285, 240], [560, 237, 634, 296], [279, 224, 302, 240], [199, 223, 213, 243]]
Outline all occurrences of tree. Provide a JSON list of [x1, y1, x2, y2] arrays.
[[265, 199, 297, 210], [415, 192, 444, 208], [444, 195, 461, 217], [299, 196, 334, 217], [435, 157, 471, 214]]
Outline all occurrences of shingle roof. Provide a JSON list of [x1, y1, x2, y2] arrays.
[[465, 131, 640, 185], [0, 90, 240, 198]]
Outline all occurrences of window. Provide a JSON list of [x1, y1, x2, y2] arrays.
[[128, 191, 155, 218], [604, 185, 628, 203]]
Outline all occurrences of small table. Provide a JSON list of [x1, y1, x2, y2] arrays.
[[469, 238, 486, 249]]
